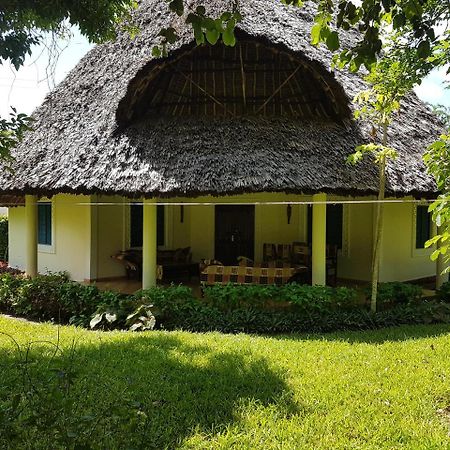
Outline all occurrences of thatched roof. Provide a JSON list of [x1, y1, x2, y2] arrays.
[[0, 0, 443, 202]]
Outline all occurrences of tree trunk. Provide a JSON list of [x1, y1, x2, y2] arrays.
[[370, 122, 388, 313]]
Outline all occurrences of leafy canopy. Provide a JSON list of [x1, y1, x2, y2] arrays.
[[0, 0, 138, 163], [1, 0, 138, 70]]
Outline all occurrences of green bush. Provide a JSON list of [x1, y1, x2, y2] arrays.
[[0, 217, 8, 261], [366, 282, 423, 306], [156, 301, 450, 334], [12, 272, 71, 320], [437, 281, 450, 302], [0, 272, 127, 326], [0, 273, 23, 312], [0, 273, 441, 334], [281, 284, 358, 312], [202, 284, 280, 310], [202, 283, 359, 313]]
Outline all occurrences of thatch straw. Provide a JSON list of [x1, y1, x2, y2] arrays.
[[0, 0, 443, 204]]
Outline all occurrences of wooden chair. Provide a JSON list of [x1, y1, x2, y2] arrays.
[[326, 244, 338, 286], [263, 243, 278, 262], [291, 242, 311, 283], [277, 244, 292, 262]]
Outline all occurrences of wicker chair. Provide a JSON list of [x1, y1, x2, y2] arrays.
[[262, 243, 278, 262], [326, 244, 338, 286], [277, 244, 292, 262], [291, 242, 310, 266]]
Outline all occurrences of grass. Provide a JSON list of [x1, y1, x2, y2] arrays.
[[1, 317, 450, 449]]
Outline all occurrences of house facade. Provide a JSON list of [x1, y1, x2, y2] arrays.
[[1, 0, 447, 288], [7, 192, 442, 285]]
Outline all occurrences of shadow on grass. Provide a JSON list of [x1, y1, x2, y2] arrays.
[[272, 324, 450, 344], [0, 332, 301, 449]]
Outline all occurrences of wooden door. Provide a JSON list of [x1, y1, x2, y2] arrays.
[[215, 205, 255, 264]]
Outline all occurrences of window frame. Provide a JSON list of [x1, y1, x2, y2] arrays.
[[412, 203, 434, 257], [37, 200, 55, 254]]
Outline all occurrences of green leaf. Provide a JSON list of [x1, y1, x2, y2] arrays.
[[326, 31, 340, 51], [311, 23, 322, 45], [193, 25, 205, 45], [206, 28, 220, 45], [222, 28, 236, 46], [196, 5, 206, 15], [417, 40, 431, 59], [168, 0, 183, 16]]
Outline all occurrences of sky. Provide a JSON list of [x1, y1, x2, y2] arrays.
[[0, 29, 449, 118]]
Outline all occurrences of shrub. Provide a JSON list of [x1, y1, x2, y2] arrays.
[[0, 273, 443, 334], [437, 281, 450, 303], [366, 282, 423, 306], [12, 272, 71, 320], [0, 272, 129, 327], [202, 283, 359, 313], [138, 285, 199, 316], [281, 284, 358, 313], [0, 273, 23, 312], [89, 291, 142, 330], [202, 284, 280, 310], [0, 261, 22, 275], [155, 301, 450, 334], [0, 217, 7, 261]]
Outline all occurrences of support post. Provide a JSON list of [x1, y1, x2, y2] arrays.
[[25, 195, 38, 277], [142, 199, 157, 289], [312, 193, 327, 285], [436, 227, 449, 290]]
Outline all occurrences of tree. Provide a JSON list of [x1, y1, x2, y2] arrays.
[[429, 104, 450, 130], [348, 56, 420, 311]]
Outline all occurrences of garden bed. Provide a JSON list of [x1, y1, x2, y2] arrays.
[[0, 272, 450, 334]]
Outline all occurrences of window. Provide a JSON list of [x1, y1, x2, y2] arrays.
[[415, 205, 432, 249], [130, 204, 165, 247], [38, 203, 52, 246]]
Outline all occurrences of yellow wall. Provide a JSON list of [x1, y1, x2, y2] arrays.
[[189, 204, 215, 261], [95, 196, 127, 279], [9, 194, 91, 281], [169, 203, 191, 250], [8, 206, 26, 269], [379, 201, 436, 282], [338, 200, 374, 282]]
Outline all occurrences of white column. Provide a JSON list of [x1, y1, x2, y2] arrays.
[[436, 227, 449, 289], [88, 195, 98, 281], [25, 194, 38, 277], [312, 193, 327, 285], [142, 198, 157, 289]]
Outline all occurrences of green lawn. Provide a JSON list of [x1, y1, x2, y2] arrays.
[[1, 317, 450, 449]]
